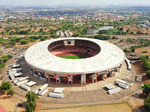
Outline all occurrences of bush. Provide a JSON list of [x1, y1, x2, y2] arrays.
[[25, 92, 39, 112], [145, 63, 150, 70], [0, 75, 4, 80], [1, 81, 11, 90], [40, 36, 48, 41], [7, 55, 13, 59], [94, 35, 110, 40], [25, 101, 36, 112], [130, 46, 135, 52], [144, 94, 150, 111], [1, 56, 8, 62], [0, 63, 5, 68], [146, 70, 150, 78], [7, 89, 14, 95], [123, 48, 131, 53], [112, 36, 118, 39], [20, 39, 29, 44], [141, 51, 148, 53], [142, 83, 150, 95]]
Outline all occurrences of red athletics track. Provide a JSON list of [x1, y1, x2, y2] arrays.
[[0, 105, 7, 112]]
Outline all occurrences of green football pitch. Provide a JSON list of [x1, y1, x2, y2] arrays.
[[59, 55, 85, 59]]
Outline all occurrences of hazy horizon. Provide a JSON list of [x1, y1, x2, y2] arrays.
[[0, 0, 150, 7]]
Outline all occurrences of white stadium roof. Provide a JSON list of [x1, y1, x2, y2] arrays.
[[25, 37, 125, 74]]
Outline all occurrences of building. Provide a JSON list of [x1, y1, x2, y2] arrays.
[[25, 37, 125, 86]]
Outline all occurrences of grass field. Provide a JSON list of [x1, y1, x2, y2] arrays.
[[40, 102, 133, 112], [59, 55, 85, 59]]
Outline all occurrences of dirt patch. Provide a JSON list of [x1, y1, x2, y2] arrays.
[[39, 102, 133, 112], [132, 61, 145, 74], [135, 46, 150, 56], [0, 97, 25, 112]]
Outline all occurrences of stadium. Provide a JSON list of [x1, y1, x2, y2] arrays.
[[25, 37, 125, 86]]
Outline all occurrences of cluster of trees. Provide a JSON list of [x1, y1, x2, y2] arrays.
[[0, 35, 52, 47], [142, 84, 150, 111], [0, 81, 14, 95], [98, 29, 128, 35], [1, 26, 58, 35], [123, 46, 135, 53], [123, 38, 150, 53], [140, 56, 150, 77], [111, 36, 118, 39], [94, 35, 111, 40], [126, 38, 150, 47], [0, 55, 12, 68], [25, 91, 38, 112]]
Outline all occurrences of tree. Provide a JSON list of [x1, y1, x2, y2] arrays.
[[25, 92, 39, 112], [1, 56, 8, 62], [7, 55, 13, 59], [0, 63, 5, 68], [0, 81, 12, 90], [137, 30, 143, 35], [145, 63, 150, 70], [123, 48, 131, 53], [26, 101, 37, 112], [94, 35, 110, 40], [81, 28, 88, 35], [20, 39, 29, 44], [119, 27, 124, 31], [142, 84, 150, 95], [39, 28, 43, 32], [144, 94, 150, 111], [7, 89, 14, 95], [130, 46, 135, 52], [112, 36, 118, 39], [146, 70, 150, 78]]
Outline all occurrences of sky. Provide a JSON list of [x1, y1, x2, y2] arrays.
[[0, 0, 150, 6]]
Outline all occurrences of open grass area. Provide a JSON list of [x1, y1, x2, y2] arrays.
[[59, 55, 85, 59], [40, 102, 133, 112]]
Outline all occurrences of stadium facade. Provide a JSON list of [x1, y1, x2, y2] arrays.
[[25, 37, 125, 86]]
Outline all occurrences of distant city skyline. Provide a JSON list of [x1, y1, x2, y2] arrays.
[[0, 0, 150, 6]]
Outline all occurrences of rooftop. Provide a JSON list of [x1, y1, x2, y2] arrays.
[[25, 37, 125, 74]]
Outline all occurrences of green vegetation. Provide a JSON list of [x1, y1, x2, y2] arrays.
[[0, 55, 13, 68], [0, 81, 14, 95], [142, 84, 150, 111], [7, 55, 13, 59], [130, 46, 135, 52], [0, 63, 6, 68], [112, 36, 118, 39], [140, 56, 150, 78], [144, 94, 150, 111], [94, 35, 111, 40], [98, 29, 127, 35], [123, 48, 131, 53], [0, 35, 51, 47], [1, 56, 8, 62], [20, 39, 29, 44], [140, 56, 150, 71], [141, 51, 148, 53], [123, 46, 136, 53], [0, 81, 12, 90], [25, 91, 39, 112], [146, 70, 150, 78], [60, 55, 85, 59], [7, 89, 15, 95], [142, 83, 150, 95]]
